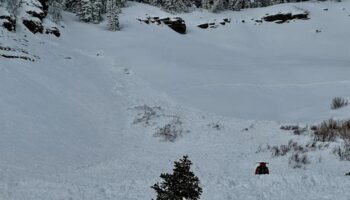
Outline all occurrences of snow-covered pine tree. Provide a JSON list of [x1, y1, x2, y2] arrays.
[[254, 0, 272, 7], [48, 0, 64, 23], [201, 0, 213, 10], [210, 0, 225, 12], [91, 0, 103, 23], [79, 0, 93, 22], [119, 0, 127, 7], [64, 0, 81, 12], [161, 0, 188, 13], [227, 0, 252, 10], [107, 0, 120, 31], [151, 155, 202, 200]]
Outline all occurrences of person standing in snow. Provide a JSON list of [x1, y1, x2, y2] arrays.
[[255, 162, 269, 175]]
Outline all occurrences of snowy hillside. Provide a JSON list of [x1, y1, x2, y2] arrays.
[[1, 1, 350, 199]]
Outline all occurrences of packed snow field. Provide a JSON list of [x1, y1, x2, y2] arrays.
[[1, 1, 350, 199]]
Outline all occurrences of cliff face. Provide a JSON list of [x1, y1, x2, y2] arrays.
[[0, 0, 60, 36]]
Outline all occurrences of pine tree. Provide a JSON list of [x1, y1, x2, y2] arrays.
[[79, 0, 93, 22], [162, 0, 188, 13], [48, 0, 64, 23], [91, 0, 103, 23], [151, 155, 203, 200], [210, 0, 225, 12], [107, 0, 120, 31]]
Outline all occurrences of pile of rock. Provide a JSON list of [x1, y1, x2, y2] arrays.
[[262, 12, 309, 24], [138, 16, 187, 34], [197, 18, 231, 29], [0, 8, 16, 32]]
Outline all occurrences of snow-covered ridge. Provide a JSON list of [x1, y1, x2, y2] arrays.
[[1, 1, 350, 199]]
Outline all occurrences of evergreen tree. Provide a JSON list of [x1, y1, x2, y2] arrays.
[[162, 0, 188, 13], [107, 0, 120, 31], [151, 155, 203, 200], [64, 0, 81, 12], [79, 0, 93, 22], [210, 0, 225, 12], [91, 0, 103, 23], [48, 0, 64, 23], [201, 0, 213, 10]]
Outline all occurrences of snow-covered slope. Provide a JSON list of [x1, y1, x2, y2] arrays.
[[1, 1, 350, 199]]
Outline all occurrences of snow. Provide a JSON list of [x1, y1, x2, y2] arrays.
[[1, 1, 350, 199]]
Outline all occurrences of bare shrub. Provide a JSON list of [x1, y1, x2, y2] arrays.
[[133, 105, 162, 125], [333, 142, 350, 161], [331, 97, 348, 109], [313, 119, 339, 142], [313, 119, 350, 142], [154, 118, 183, 142], [271, 140, 307, 157], [280, 125, 307, 135], [288, 152, 310, 169], [208, 122, 223, 131], [280, 125, 299, 131]]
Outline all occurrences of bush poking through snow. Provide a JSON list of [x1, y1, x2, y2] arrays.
[[288, 152, 310, 169], [333, 142, 350, 161], [154, 118, 183, 142], [208, 122, 223, 131], [151, 155, 202, 200], [271, 140, 307, 157], [313, 119, 350, 142], [133, 105, 162, 125], [331, 97, 348, 109], [280, 125, 308, 135], [313, 119, 339, 142]]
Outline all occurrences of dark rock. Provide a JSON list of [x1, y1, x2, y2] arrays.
[[198, 23, 209, 29], [263, 12, 309, 23], [241, 20, 245, 23], [263, 13, 292, 22], [138, 17, 186, 34], [45, 27, 60, 37], [1, 54, 34, 61], [0, 14, 16, 32], [220, 22, 226, 25], [166, 18, 186, 34], [223, 18, 231, 23], [160, 17, 170, 22], [323, 8, 328, 11], [23, 19, 44, 34], [292, 13, 309, 20], [38, 0, 49, 15], [27, 10, 46, 20]]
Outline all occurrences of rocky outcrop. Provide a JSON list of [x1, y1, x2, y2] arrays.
[[0, 15, 16, 32], [16, 0, 59, 36], [0, 45, 37, 62], [262, 12, 309, 23], [162, 17, 186, 34], [45, 26, 60, 37], [138, 16, 187, 34], [0, 8, 16, 31], [23, 19, 44, 34], [197, 18, 231, 29]]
